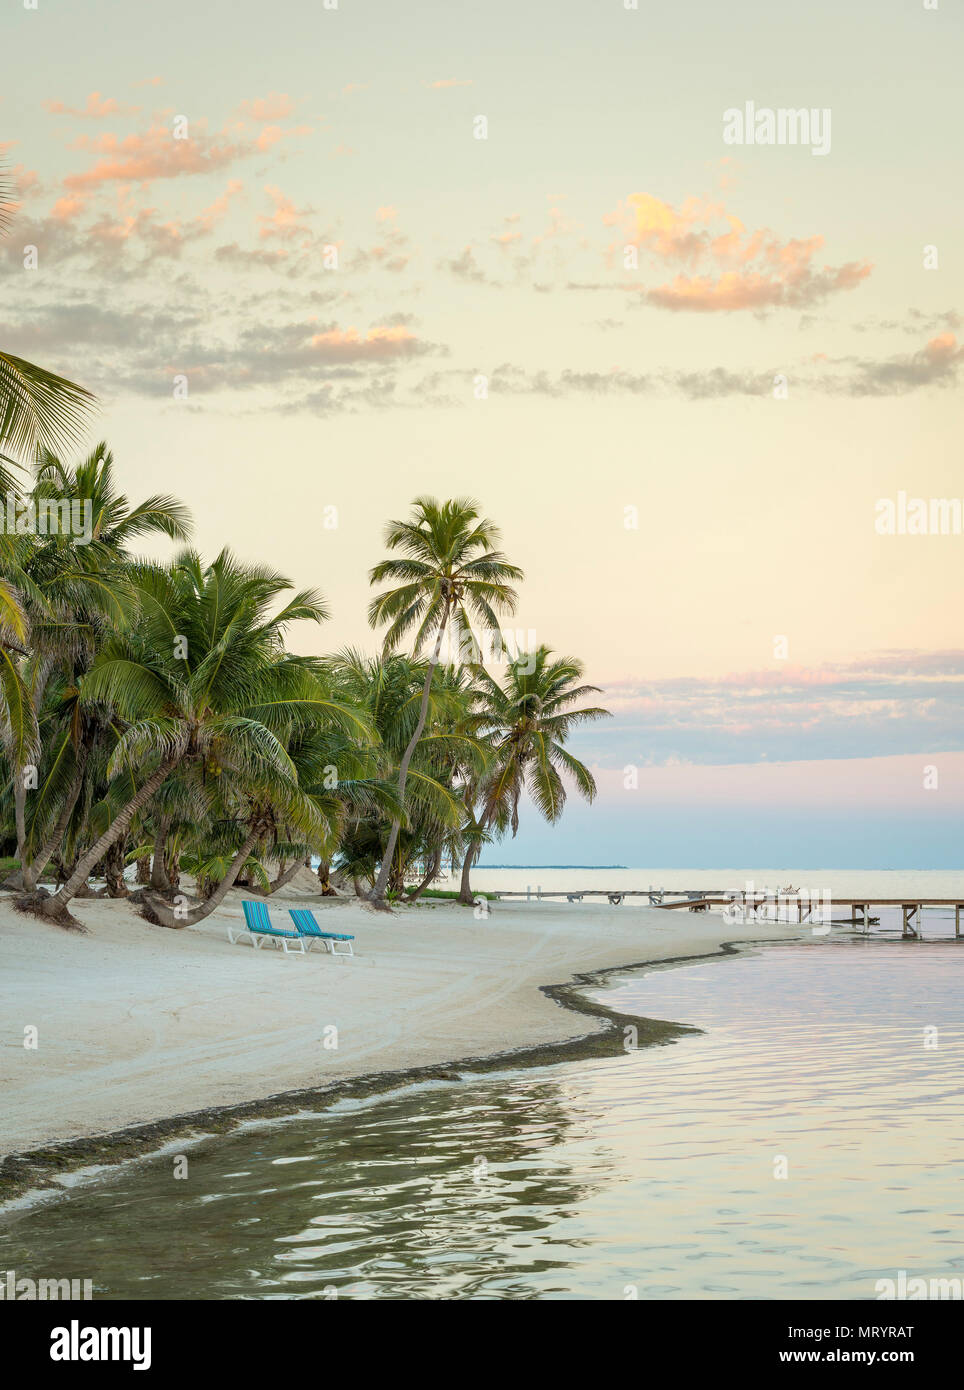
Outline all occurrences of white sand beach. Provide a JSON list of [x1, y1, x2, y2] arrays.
[[0, 887, 806, 1158]]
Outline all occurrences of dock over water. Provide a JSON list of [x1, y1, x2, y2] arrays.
[[489, 887, 964, 939]]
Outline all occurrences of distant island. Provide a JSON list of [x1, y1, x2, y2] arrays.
[[477, 864, 628, 870]]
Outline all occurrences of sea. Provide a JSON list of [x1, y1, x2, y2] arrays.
[[1, 868, 961, 1299]]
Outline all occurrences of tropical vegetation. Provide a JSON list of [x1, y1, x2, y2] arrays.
[[0, 442, 609, 928]]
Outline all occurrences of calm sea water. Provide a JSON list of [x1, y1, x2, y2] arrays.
[[2, 937, 962, 1300], [471, 868, 964, 938]]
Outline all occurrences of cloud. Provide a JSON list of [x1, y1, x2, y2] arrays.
[[257, 184, 313, 242], [350, 210, 412, 274], [63, 123, 247, 190], [0, 295, 439, 410], [44, 91, 140, 119], [854, 308, 962, 337], [833, 333, 964, 397], [414, 361, 776, 402], [238, 93, 295, 120], [438, 246, 496, 284], [645, 261, 870, 312], [307, 325, 425, 362], [597, 650, 964, 766], [61, 116, 309, 192], [492, 213, 522, 248], [196, 179, 244, 233], [427, 79, 474, 89], [606, 191, 872, 312]]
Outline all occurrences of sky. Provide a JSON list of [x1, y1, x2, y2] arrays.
[[1, 0, 962, 867]]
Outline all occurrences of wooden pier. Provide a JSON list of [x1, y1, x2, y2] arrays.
[[490, 887, 964, 939], [493, 887, 722, 906]]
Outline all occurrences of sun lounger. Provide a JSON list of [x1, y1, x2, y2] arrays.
[[227, 899, 306, 954], [288, 908, 355, 957]]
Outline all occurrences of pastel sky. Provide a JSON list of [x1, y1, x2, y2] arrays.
[[2, 0, 962, 867]]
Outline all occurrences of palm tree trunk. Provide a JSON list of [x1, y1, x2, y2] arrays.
[[251, 858, 302, 895], [37, 755, 180, 921], [135, 854, 151, 885], [407, 847, 441, 902], [11, 656, 52, 869], [458, 805, 490, 905], [150, 816, 172, 891], [103, 837, 129, 897], [21, 740, 90, 892], [143, 829, 260, 928], [317, 859, 338, 896], [458, 841, 483, 905], [13, 778, 27, 873], [370, 613, 450, 903], [164, 836, 181, 889]]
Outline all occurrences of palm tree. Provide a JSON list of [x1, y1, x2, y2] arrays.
[[2, 444, 191, 889], [457, 646, 610, 903], [330, 645, 486, 896], [25, 549, 370, 926], [0, 170, 97, 461], [366, 496, 522, 903]]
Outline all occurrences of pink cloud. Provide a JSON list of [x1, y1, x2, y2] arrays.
[[64, 123, 246, 189], [197, 180, 243, 232], [257, 184, 312, 242], [61, 116, 310, 193], [309, 326, 422, 361], [239, 93, 294, 120], [924, 332, 962, 365], [607, 191, 872, 312], [49, 192, 87, 222], [44, 91, 140, 119]]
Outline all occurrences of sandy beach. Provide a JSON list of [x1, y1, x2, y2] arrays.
[[0, 885, 806, 1170]]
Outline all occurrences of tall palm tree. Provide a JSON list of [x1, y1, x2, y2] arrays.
[[457, 646, 610, 903], [0, 170, 97, 461], [366, 496, 522, 903]]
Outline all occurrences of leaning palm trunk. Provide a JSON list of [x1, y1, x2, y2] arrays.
[[20, 741, 91, 892], [31, 755, 180, 924], [251, 858, 303, 896], [141, 829, 260, 928], [408, 847, 442, 903], [370, 615, 449, 903]]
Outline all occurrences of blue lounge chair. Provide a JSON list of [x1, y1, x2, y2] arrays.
[[288, 908, 355, 958], [227, 900, 306, 954]]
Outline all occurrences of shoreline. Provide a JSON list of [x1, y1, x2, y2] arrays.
[[0, 891, 814, 1210]]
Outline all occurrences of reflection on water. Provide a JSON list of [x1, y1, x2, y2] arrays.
[[2, 940, 962, 1300]]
